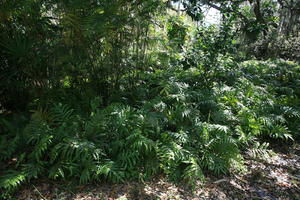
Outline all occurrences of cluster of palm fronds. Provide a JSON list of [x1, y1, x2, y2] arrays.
[[1, 59, 299, 194]]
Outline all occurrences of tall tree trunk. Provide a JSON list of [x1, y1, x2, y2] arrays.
[[278, 0, 300, 36]]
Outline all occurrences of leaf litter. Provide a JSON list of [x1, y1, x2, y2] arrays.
[[15, 143, 300, 200]]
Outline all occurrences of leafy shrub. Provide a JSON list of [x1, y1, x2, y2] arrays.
[[248, 35, 300, 62], [0, 59, 299, 194]]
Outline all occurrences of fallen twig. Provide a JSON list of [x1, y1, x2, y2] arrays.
[[33, 184, 48, 200]]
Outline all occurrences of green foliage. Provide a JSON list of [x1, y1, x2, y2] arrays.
[[0, 0, 299, 196], [251, 35, 300, 62], [167, 16, 189, 51], [2, 58, 299, 194], [0, 171, 26, 190], [0, 0, 165, 111]]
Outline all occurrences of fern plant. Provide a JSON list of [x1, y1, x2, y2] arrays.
[[1, 59, 299, 194]]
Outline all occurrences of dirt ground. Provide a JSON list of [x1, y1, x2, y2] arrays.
[[14, 143, 300, 200]]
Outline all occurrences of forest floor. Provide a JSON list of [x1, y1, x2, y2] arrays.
[[15, 142, 300, 200]]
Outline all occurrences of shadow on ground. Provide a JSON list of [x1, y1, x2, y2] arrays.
[[15, 143, 300, 200]]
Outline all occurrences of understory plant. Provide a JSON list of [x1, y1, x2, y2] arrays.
[[1, 59, 299, 195]]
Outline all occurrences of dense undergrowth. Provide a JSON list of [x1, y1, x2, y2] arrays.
[[1, 59, 299, 197], [1, 1, 300, 199]]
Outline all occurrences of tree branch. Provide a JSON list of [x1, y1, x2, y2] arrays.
[[203, 1, 249, 22]]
